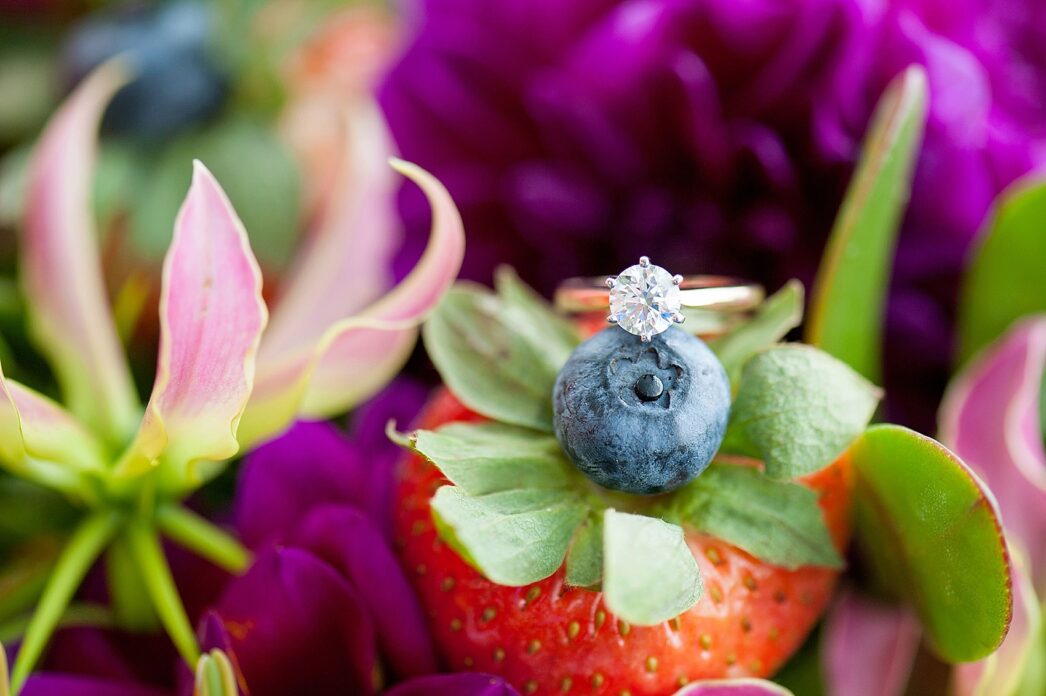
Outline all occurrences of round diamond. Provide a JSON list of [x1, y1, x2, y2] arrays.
[[609, 262, 681, 340]]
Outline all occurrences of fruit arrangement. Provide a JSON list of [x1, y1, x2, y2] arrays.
[[391, 269, 902, 695]]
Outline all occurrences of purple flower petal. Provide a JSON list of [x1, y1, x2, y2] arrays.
[[21, 675, 167, 696], [821, 589, 921, 696], [289, 505, 438, 678], [384, 673, 521, 696], [210, 547, 379, 696], [235, 421, 367, 549]]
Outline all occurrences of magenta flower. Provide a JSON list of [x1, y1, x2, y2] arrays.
[[379, 0, 1046, 430]]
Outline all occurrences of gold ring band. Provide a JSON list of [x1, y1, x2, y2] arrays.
[[554, 275, 765, 315]]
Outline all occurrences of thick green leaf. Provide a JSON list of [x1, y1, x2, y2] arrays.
[[565, 512, 603, 588], [430, 487, 587, 586], [709, 280, 804, 385], [670, 464, 842, 569], [806, 66, 928, 381], [423, 285, 559, 431], [602, 509, 702, 626], [495, 266, 580, 372], [408, 422, 575, 495], [850, 425, 1011, 662], [724, 345, 881, 479], [958, 180, 1046, 364]]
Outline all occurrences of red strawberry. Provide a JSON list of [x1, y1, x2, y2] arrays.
[[395, 388, 853, 695]]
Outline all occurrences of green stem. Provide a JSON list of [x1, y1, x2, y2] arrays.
[[1, 638, 9, 696], [9, 512, 120, 694], [106, 534, 158, 631], [0, 603, 114, 645], [156, 504, 251, 574], [126, 522, 201, 668]]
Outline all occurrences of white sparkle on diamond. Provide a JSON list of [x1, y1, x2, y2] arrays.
[[608, 261, 682, 341]]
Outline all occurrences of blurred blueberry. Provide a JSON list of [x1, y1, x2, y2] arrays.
[[553, 327, 730, 495], [61, 0, 228, 138]]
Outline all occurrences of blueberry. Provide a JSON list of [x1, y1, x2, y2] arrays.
[[552, 327, 731, 495], [61, 0, 228, 138]]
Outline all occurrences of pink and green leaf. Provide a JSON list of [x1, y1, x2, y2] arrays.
[[849, 425, 1012, 663], [21, 62, 140, 446], [239, 159, 464, 447], [116, 162, 267, 484], [939, 317, 1046, 589]]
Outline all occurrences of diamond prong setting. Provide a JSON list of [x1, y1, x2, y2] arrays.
[[607, 256, 684, 341]]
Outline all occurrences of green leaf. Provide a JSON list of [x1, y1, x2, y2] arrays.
[[430, 487, 587, 586], [602, 510, 702, 626], [850, 425, 1011, 662], [724, 345, 881, 479], [423, 285, 559, 431], [127, 522, 201, 668], [407, 422, 575, 495], [10, 512, 120, 693], [709, 280, 805, 384], [129, 115, 301, 268], [958, 180, 1046, 364], [670, 464, 842, 570], [495, 266, 580, 372], [806, 66, 929, 382], [565, 512, 603, 588]]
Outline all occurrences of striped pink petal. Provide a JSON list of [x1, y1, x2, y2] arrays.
[[21, 62, 139, 445], [116, 162, 267, 482], [939, 317, 1046, 589], [239, 159, 463, 447], [0, 361, 107, 493], [822, 589, 921, 696]]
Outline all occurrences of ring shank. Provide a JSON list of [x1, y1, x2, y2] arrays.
[[554, 275, 765, 314]]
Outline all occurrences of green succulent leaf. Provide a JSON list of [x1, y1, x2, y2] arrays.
[[495, 266, 581, 371], [406, 422, 576, 495], [709, 280, 805, 385], [424, 284, 564, 431], [430, 486, 588, 586], [958, 179, 1046, 364], [602, 510, 702, 626], [723, 344, 881, 479], [850, 425, 1011, 663], [807, 66, 928, 382], [670, 464, 842, 570], [565, 511, 603, 588]]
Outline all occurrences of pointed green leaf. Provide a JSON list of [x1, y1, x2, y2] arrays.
[[806, 66, 928, 381], [407, 422, 576, 495], [10, 512, 119, 693], [423, 285, 559, 431], [958, 179, 1046, 364], [565, 512, 603, 588], [709, 280, 804, 384], [495, 266, 580, 371], [670, 464, 842, 569], [431, 486, 587, 586], [850, 425, 1011, 662], [602, 509, 702, 626], [724, 345, 881, 479]]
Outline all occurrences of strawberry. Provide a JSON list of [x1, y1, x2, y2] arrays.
[[395, 388, 853, 695]]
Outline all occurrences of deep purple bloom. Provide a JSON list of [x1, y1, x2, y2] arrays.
[[380, 0, 1046, 430]]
